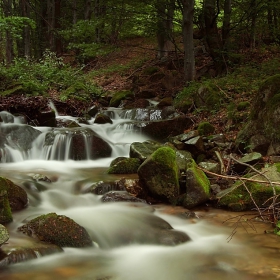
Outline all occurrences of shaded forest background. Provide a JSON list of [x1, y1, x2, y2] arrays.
[[0, 0, 280, 132]]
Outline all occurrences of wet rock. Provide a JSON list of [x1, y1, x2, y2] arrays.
[[18, 213, 93, 248], [108, 157, 141, 174], [157, 229, 191, 245], [87, 105, 99, 117], [0, 124, 41, 150], [0, 111, 15, 123], [0, 241, 63, 267], [101, 191, 147, 203], [138, 147, 180, 202], [130, 140, 162, 162], [141, 115, 192, 141], [85, 179, 127, 195], [37, 110, 56, 127], [44, 128, 112, 160], [0, 176, 28, 212], [94, 113, 113, 124]]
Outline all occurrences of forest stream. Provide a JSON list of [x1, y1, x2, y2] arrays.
[[0, 108, 279, 280]]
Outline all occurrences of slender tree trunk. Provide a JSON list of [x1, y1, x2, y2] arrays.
[[20, 0, 31, 58], [250, 0, 257, 49], [2, 0, 14, 64], [156, 0, 175, 59], [85, 0, 92, 20], [203, 0, 223, 73], [181, 0, 195, 81], [222, 0, 231, 47], [73, 0, 77, 24]]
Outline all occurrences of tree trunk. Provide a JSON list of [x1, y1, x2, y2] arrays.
[[203, 0, 223, 74], [181, 0, 195, 81], [222, 0, 231, 47], [250, 0, 257, 49], [2, 0, 14, 64], [73, 0, 77, 24], [20, 0, 31, 58], [156, 0, 175, 59]]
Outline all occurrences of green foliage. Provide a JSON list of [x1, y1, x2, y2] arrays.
[[0, 50, 102, 100], [0, 16, 35, 40], [197, 122, 215, 136]]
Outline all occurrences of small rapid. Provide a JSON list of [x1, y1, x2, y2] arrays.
[[0, 108, 278, 279]]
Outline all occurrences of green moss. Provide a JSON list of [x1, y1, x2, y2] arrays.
[[217, 180, 280, 211], [108, 158, 141, 174], [187, 159, 210, 195], [275, 163, 280, 173], [109, 90, 134, 107], [151, 147, 176, 168], [0, 190, 12, 224], [142, 67, 159, 75], [237, 101, 250, 111], [197, 122, 215, 136]]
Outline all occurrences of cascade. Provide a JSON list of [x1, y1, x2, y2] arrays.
[[0, 109, 277, 280]]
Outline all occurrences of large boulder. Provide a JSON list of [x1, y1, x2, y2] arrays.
[[236, 74, 280, 155], [138, 147, 180, 202], [18, 213, 93, 248], [0, 190, 12, 224]]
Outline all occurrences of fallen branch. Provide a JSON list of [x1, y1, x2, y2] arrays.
[[197, 167, 280, 186]]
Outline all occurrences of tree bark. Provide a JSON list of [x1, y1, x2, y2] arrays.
[[2, 0, 14, 64], [181, 0, 195, 81], [203, 0, 223, 74], [156, 0, 175, 59], [222, 0, 231, 46]]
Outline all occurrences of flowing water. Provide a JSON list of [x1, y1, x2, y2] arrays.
[[0, 109, 279, 280]]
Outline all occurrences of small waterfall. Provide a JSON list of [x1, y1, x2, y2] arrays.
[[0, 109, 151, 164]]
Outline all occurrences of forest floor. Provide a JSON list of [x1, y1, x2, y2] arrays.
[[1, 36, 280, 143]]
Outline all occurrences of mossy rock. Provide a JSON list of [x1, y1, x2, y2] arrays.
[[197, 122, 215, 136], [138, 147, 180, 202], [179, 159, 210, 208], [18, 213, 93, 248], [216, 181, 280, 211], [108, 157, 141, 174], [0, 177, 28, 212], [236, 74, 280, 150], [109, 90, 134, 107], [216, 164, 280, 211], [194, 84, 223, 111]]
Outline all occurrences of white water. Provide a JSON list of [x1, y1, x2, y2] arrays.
[[0, 109, 271, 279]]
